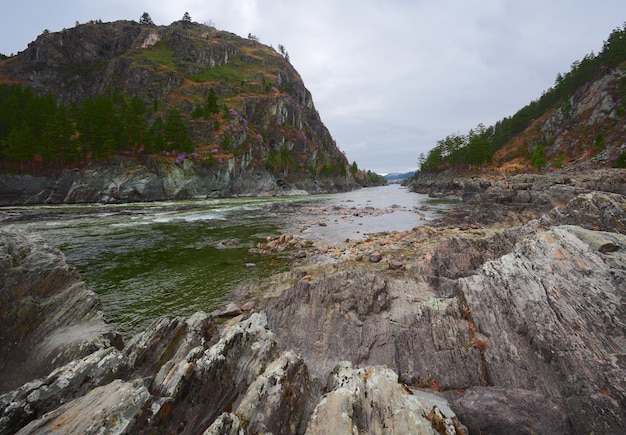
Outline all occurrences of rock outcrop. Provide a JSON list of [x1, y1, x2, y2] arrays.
[[0, 229, 118, 393], [1, 169, 625, 434], [410, 168, 626, 229], [255, 170, 626, 434], [0, 231, 462, 433], [0, 20, 359, 204], [0, 155, 355, 205]]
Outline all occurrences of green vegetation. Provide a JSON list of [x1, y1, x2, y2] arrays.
[[192, 87, 221, 119], [530, 144, 546, 169], [141, 39, 176, 68], [418, 23, 626, 173], [0, 84, 192, 172], [263, 145, 295, 174], [193, 62, 247, 83], [0, 19, 351, 182]]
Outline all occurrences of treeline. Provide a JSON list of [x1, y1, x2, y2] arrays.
[[0, 84, 193, 172], [419, 22, 626, 172]]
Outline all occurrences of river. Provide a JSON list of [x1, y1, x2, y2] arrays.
[[0, 184, 456, 337]]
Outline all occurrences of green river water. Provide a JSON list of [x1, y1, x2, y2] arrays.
[[0, 185, 456, 337]]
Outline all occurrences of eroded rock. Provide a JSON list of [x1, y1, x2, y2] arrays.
[[0, 229, 116, 394], [306, 362, 460, 435]]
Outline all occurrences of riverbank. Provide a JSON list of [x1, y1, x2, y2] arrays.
[[1, 169, 625, 434], [0, 186, 454, 337]]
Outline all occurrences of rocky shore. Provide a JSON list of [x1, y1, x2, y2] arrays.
[[0, 156, 358, 206], [1, 168, 625, 434]]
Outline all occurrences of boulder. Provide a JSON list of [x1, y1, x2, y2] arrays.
[[0, 347, 128, 433], [452, 386, 571, 435], [15, 379, 154, 434], [306, 362, 460, 435]]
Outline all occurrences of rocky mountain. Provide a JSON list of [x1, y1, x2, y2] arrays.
[[491, 66, 626, 173], [0, 19, 358, 203], [413, 24, 626, 178], [384, 171, 415, 181], [409, 57, 626, 201]]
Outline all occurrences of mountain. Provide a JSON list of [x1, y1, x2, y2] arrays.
[[383, 171, 415, 181], [415, 24, 626, 176], [0, 18, 358, 203]]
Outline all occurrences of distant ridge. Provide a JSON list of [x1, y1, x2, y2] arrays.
[[383, 171, 415, 181]]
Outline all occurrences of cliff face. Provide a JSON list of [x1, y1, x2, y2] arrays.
[[493, 67, 626, 172], [0, 20, 357, 203]]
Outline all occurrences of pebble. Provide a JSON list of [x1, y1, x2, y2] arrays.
[[388, 259, 404, 270], [369, 251, 383, 263], [218, 302, 242, 317]]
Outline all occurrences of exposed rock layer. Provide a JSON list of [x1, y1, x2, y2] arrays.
[[0, 230, 117, 393], [1, 169, 625, 434]]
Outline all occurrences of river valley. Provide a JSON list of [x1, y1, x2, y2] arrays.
[[0, 184, 456, 336]]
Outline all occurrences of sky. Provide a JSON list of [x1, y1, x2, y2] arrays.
[[1, 1, 625, 174]]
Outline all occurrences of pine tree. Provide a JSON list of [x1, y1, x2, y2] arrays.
[[139, 12, 155, 26]]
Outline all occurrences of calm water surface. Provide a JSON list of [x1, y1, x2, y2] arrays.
[[0, 185, 456, 337]]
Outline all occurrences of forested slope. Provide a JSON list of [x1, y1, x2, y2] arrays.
[[416, 23, 626, 175], [0, 16, 360, 201]]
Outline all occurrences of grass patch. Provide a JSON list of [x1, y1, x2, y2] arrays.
[[193, 62, 248, 83], [141, 39, 176, 68]]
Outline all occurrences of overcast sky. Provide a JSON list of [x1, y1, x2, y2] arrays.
[[1, 1, 625, 174]]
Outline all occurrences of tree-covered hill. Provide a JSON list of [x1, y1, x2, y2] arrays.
[[416, 23, 626, 175], [0, 16, 355, 191]]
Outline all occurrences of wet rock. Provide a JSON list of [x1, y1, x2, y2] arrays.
[[388, 258, 404, 270], [452, 386, 571, 435], [216, 302, 243, 317], [241, 301, 255, 311], [215, 238, 241, 249]]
